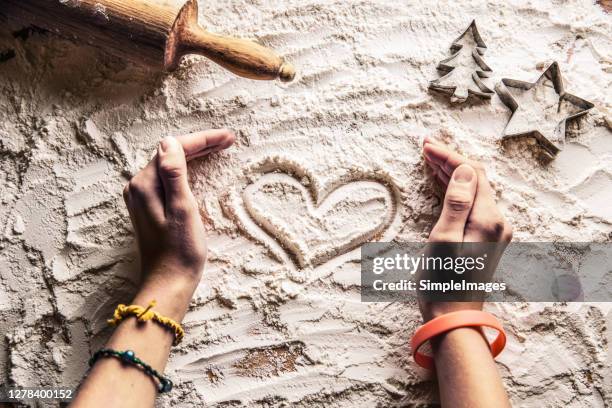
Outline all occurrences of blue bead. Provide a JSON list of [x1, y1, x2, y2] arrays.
[[124, 350, 135, 359], [160, 380, 173, 393]]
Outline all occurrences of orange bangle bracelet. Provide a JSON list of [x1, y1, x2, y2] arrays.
[[411, 310, 506, 369]]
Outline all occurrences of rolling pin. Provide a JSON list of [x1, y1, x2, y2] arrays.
[[2, 0, 295, 81]]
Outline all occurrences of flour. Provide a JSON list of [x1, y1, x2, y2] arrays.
[[0, 0, 611, 407]]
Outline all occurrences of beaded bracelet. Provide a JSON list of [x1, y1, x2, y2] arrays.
[[89, 348, 173, 393]]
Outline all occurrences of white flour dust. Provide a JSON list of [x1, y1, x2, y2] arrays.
[[0, 0, 611, 407]]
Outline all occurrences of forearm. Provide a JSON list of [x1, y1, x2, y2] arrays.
[[432, 327, 510, 408], [71, 275, 196, 408]]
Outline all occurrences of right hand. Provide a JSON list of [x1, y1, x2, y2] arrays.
[[419, 138, 513, 322]]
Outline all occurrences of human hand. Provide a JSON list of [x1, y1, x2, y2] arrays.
[[418, 138, 512, 322], [123, 130, 234, 312], [71, 130, 234, 408]]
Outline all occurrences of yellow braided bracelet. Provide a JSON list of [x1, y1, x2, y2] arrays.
[[108, 300, 184, 345]]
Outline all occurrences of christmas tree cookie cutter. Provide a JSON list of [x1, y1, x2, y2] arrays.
[[429, 20, 494, 103], [495, 62, 594, 158]]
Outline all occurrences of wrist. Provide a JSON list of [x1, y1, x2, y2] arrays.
[[133, 274, 199, 322], [411, 310, 506, 370], [429, 326, 486, 352], [419, 302, 483, 323]]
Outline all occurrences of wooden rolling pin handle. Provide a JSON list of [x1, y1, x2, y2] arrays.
[[165, 0, 295, 82]]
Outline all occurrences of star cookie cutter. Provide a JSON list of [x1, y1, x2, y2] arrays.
[[429, 20, 494, 103], [495, 62, 594, 158]]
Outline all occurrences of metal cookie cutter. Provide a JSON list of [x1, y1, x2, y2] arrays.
[[429, 20, 494, 103], [495, 62, 594, 158]]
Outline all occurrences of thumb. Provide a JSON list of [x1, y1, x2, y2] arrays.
[[430, 164, 477, 242], [157, 136, 194, 213]]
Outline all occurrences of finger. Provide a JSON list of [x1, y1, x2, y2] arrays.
[[464, 183, 503, 243], [429, 164, 477, 242], [436, 168, 450, 186], [157, 136, 197, 215], [423, 143, 467, 177], [423, 136, 442, 147], [122, 183, 138, 237], [125, 165, 165, 224], [186, 143, 232, 161], [175, 129, 235, 162], [423, 142, 497, 205], [425, 160, 450, 186], [423, 142, 512, 244]]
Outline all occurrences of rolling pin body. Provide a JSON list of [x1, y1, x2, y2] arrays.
[[2, 0, 295, 81]]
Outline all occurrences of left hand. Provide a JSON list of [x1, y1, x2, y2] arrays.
[[123, 130, 235, 298]]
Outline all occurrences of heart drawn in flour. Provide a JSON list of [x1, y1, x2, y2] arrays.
[[243, 171, 396, 268]]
